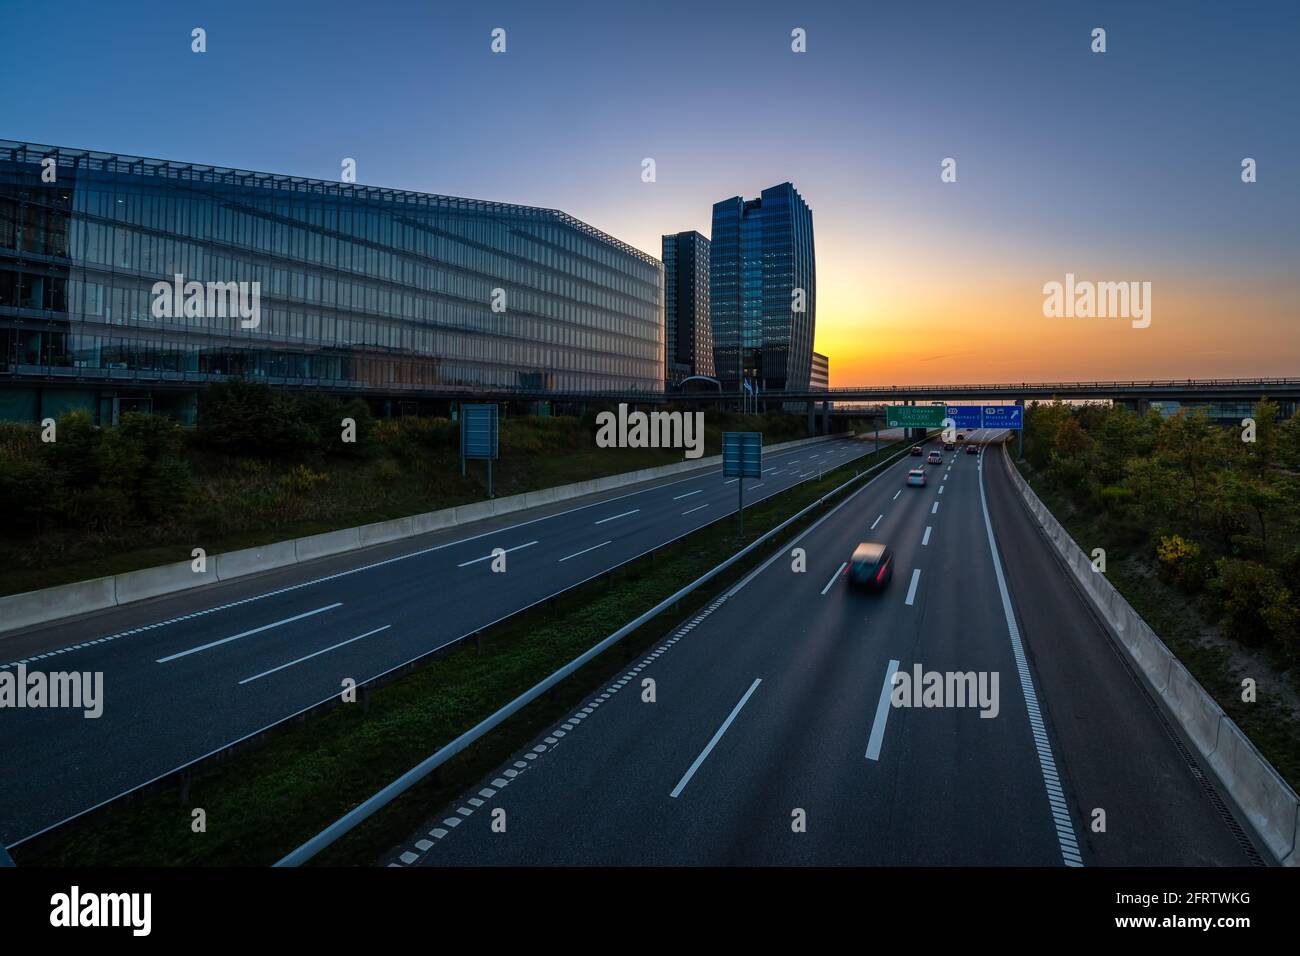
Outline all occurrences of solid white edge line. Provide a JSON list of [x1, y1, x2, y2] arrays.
[[979, 444, 1084, 867], [865, 659, 901, 760], [821, 562, 847, 595], [670, 677, 762, 798], [558, 540, 612, 562], [238, 625, 391, 685], [157, 602, 344, 663], [904, 569, 921, 606]]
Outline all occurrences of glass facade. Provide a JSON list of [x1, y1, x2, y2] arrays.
[[661, 230, 714, 384], [0, 141, 664, 421], [710, 182, 815, 393]]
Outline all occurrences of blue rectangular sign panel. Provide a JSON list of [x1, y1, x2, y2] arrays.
[[945, 406, 982, 429], [980, 405, 1023, 429], [461, 403, 499, 459], [723, 431, 762, 479]]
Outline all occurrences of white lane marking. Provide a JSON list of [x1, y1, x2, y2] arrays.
[[865, 659, 901, 761], [682, 503, 710, 515], [762, 467, 777, 473], [559, 540, 612, 562], [870, 514, 883, 530], [931, 501, 940, 514], [904, 569, 922, 606], [457, 540, 538, 567], [595, 509, 640, 525], [238, 625, 390, 685], [939, 485, 945, 494], [821, 562, 847, 595], [979, 446, 1083, 866], [673, 489, 704, 500], [157, 603, 343, 663], [724, 478, 739, 485], [670, 678, 762, 798], [922, 526, 932, 546], [750, 482, 764, 489], [893, 490, 902, 500]]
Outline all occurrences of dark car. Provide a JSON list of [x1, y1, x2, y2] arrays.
[[849, 542, 893, 590], [910, 445, 924, 456], [966, 443, 979, 454], [943, 441, 955, 451]]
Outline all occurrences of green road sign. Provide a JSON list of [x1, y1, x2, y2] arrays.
[[885, 405, 946, 428]]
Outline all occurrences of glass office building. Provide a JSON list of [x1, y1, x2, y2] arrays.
[[710, 182, 815, 394], [0, 141, 664, 423], [661, 230, 714, 385]]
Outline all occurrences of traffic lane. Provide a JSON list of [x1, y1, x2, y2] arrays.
[[0, 436, 901, 842], [416, 449, 971, 864], [2, 435, 872, 658], [1, 435, 882, 671], [983, 445, 1259, 865], [877, 445, 1066, 865]]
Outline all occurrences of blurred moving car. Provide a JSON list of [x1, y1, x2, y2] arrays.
[[927, 450, 943, 464], [907, 467, 927, 486], [910, 446, 924, 456], [943, 441, 955, 451], [849, 542, 894, 590], [966, 443, 979, 454]]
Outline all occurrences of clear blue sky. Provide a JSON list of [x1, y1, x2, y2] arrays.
[[3, 0, 1296, 382]]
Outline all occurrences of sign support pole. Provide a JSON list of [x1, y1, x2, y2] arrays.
[[740, 475, 746, 536], [488, 457, 494, 498]]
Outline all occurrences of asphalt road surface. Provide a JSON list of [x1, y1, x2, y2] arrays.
[[0, 432, 896, 847], [401, 432, 1267, 866]]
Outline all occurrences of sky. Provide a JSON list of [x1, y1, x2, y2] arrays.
[[2, 0, 1296, 385]]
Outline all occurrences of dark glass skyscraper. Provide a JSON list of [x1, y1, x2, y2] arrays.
[[0, 141, 664, 423], [709, 182, 815, 393], [661, 230, 714, 385]]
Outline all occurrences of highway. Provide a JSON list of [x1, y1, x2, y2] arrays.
[[0, 431, 897, 847], [397, 432, 1266, 866]]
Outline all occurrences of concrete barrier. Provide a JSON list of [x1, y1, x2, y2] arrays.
[[1002, 443, 1300, 865], [358, 517, 413, 548], [215, 541, 298, 581], [295, 527, 362, 563], [0, 432, 858, 636], [0, 576, 117, 633], [1209, 722, 1299, 863], [115, 559, 217, 604], [1165, 661, 1223, 757]]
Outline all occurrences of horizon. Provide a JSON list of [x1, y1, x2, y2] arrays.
[[4, 0, 1296, 386]]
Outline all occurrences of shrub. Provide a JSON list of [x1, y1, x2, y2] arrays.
[[1207, 558, 1286, 646]]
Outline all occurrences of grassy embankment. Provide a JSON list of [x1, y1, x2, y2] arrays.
[[0, 396, 833, 596]]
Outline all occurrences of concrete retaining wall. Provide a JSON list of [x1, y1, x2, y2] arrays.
[[1002, 443, 1300, 866], [0, 432, 851, 637]]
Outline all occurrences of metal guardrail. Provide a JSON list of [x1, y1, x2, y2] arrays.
[[275, 435, 927, 865]]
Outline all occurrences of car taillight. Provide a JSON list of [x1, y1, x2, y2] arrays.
[[876, 560, 889, 583]]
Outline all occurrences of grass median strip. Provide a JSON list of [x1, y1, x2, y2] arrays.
[[16, 438, 904, 867]]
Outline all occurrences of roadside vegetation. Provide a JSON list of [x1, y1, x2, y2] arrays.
[[14, 435, 905, 867], [1016, 398, 1300, 788], [0, 381, 817, 596]]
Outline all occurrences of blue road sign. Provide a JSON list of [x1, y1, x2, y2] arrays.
[[723, 431, 762, 479], [945, 406, 982, 429], [461, 404, 499, 459], [980, 405, 1023, 429]]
